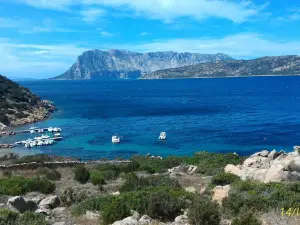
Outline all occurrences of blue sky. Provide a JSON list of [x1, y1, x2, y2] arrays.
[[1, 0, 300, 78]]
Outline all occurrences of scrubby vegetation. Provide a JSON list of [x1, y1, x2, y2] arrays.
[[222, 180, 300, 218], [0, 74, 41, 125], [211, 172, 240, 186], [0, 176, 55, 195], [74, 166, 90, 184], [37, 168, 61, 181], [188, 197, 221, 225], [0, 209, 46, 225]]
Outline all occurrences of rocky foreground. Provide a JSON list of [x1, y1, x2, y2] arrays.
[[1, 151, 300, 225], [225, 149, 300, 183]]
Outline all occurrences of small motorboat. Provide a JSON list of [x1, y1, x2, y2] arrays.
[[54, 133, 61, 137], [48, 127, 54, 132], [112, 135, 120, 143], [158, 132, 167, 140], [30, 130, 36, 134]]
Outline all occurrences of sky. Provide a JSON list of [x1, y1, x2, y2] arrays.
[[1, 0, 300, 79]]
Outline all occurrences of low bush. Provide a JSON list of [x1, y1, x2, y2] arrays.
[[17, 212, 47, 225], [74, 166, 90, 184], [120, 173, 180, 192], [231, 210, 262, 225], [182, 152, 243, 175], [0, 176, 55, 195], [0, 208, 18, 225], [2, 170, 12, 177], [61, 187, 88, 207], [37, 168, 61, 181], [0, 209, 47, 225], [188, 197, 221, 225], [90, 170, 105, 185], [211, 172, 240, 186], [71, 195, 115, 216], [102, 187, 192, 224]]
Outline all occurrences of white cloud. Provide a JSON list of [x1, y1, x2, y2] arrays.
[[80, 8, 106, 22], [0, 17, 76, 33], [0, 38, 88, 78], [100, 31, 115, 37], [20, 0, 266, 23], [102, 33, 300, 59], [140, 32, 151, 36]]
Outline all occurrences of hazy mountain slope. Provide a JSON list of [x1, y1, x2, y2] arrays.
[[141, 55, 300, 79], [53, 49, 233, 80]]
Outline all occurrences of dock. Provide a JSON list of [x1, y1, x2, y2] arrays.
[[1, 127, 62, 136]]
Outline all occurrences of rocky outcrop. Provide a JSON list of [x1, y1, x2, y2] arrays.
[[212, 185, 231, 204], [225, 150, 300, 183], [142, 55, 300, 79], [53, 49, 232, 80], [39, 195, 61, 209], [0, 74, 55, 127], [168, 165, 198, 177], [7, 196, 37, 213]]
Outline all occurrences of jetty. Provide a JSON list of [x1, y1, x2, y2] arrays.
[[0, 127, 62, 136]]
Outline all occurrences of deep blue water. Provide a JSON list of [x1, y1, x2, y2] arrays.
[[2, 76, 300, 160]]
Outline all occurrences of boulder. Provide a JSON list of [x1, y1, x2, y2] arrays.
[[86, 211, 100, 220], [7, 196, 37, 213], [52, 207, 67, 219], [39, 196, 60, 209], [130, 210, 140, 221], [187, 165, 198, 174], [174, 210, 189, 224], [35, 206, 52, 215], [224, 164, 242, 176], [212, 185, 230, 204], [185, 187, 196, 193], [112, 217, 138, 225], [259, 150, 269, 157], [139, 215, 153, 224], [31, 196, 44, 205]]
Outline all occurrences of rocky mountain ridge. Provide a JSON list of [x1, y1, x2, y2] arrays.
[[142, 55, 300, 79], [53, 49, 232, 80]]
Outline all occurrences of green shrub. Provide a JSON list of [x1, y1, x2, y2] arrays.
[[90, 170, 105, 185], [188, 197, 221, 225], [120, 173, 180, 192], [61, 187, 88, 207], [0, 176, 55, 195], [2, 170, 12, 177], [211, 172, 240, 186], [71, 195, 115, 216], [183, 152, 243, 176], [102, 187, 192, 224], [37, 168, 61, 181], [101, 170, 118, 180], [17, 212, 47, 225], [231, 211, 262, 225], [74, 166, 90, 184], [0, 208, 18, 225]]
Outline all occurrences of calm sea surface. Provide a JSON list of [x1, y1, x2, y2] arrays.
[[2, 76, 300, 160]]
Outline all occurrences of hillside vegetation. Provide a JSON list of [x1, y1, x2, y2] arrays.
[[0, 74, 54, 128]]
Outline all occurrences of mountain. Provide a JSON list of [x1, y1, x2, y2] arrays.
[[53, 49, 233, 80], [0, 74, 54, 129], [142, 55, 300, 79]]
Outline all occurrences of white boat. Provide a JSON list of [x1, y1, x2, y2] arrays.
[[48, 127, 54, 132], [37, 140, 44, 146], [54, 133, 61, 137], [29, 126, 38, 130], [158, 132, 167, 140], [112, 135, 120, 143], [38, 129, 44, 133], [41, 134, 50, 139], [30, 130, 36, 134], [34, 136, 42, 140]]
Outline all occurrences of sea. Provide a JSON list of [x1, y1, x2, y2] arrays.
[[2, 76, 300, 160]]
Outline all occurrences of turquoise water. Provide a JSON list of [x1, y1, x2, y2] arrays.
[[2, 76, 300, 160]]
